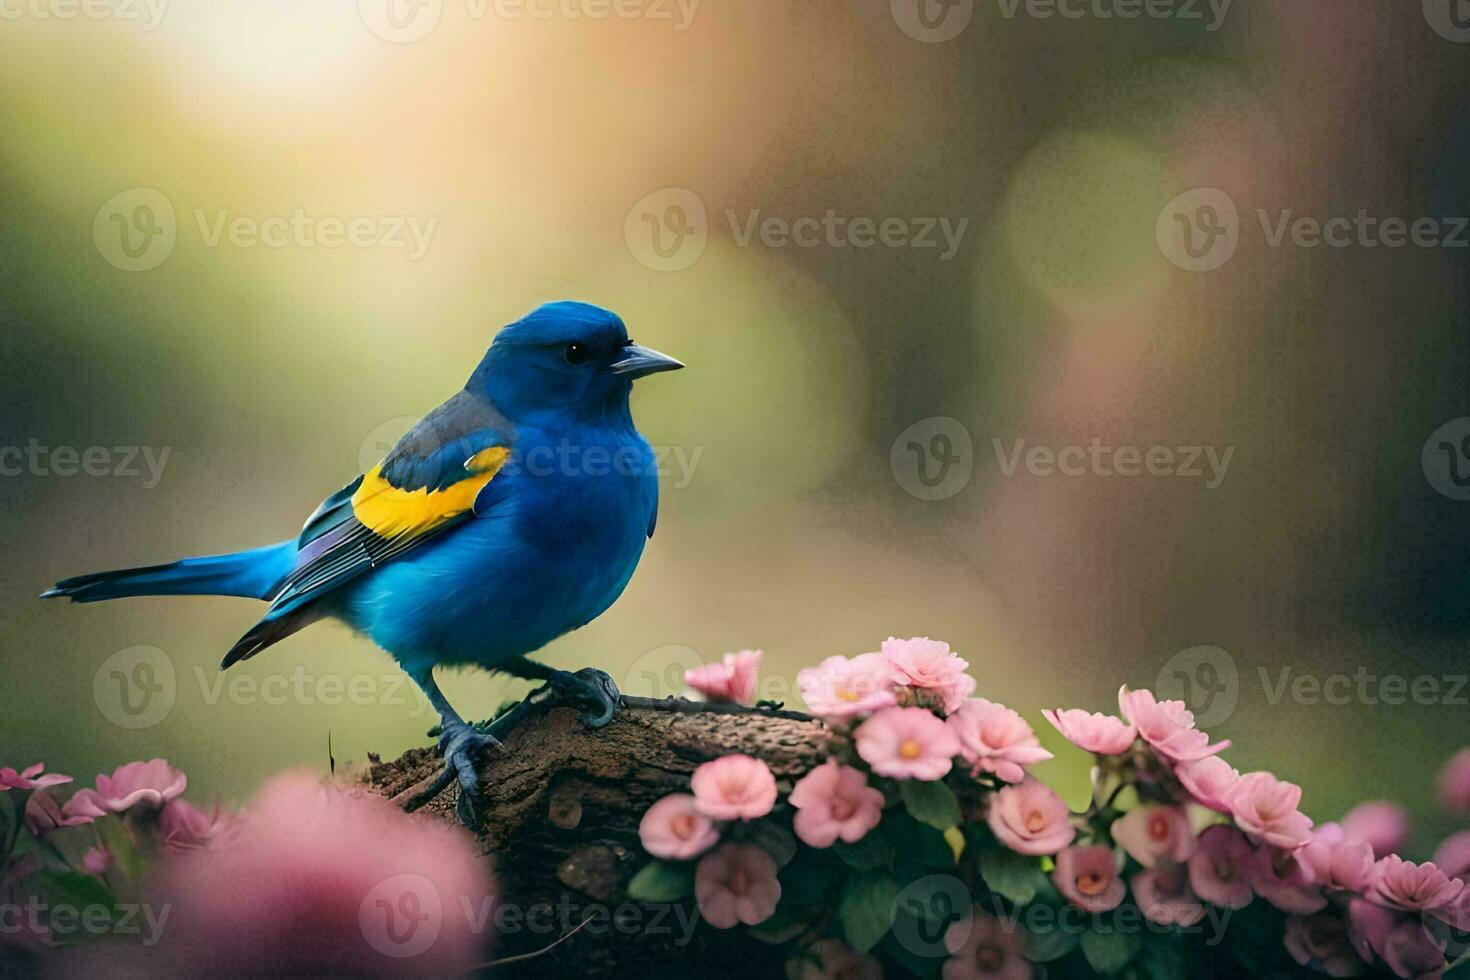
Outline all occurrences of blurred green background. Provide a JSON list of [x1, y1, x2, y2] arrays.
[[2, 1, 1469, 855]]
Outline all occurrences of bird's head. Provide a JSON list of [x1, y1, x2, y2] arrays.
[[468, 301, 683, 424]]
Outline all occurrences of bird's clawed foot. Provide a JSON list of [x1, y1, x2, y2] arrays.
[[479, 667, 622, 741], [555, 667, 622, 728], [403, 667, 620, 825], [404, 720, 501, 828], [442, 721, 502, 827]]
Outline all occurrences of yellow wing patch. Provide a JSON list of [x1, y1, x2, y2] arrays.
[[351, 446, 510, 540]]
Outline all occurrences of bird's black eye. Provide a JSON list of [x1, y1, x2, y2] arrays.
[[563, 343, 591, 366]]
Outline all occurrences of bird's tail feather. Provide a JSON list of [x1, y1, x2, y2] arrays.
[[219, 607, 323, 669], [41, 541, 295, 604]]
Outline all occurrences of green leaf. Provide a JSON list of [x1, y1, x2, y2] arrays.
[[743, 820, 797, 868], [747, 907, 807, 944], [889, 813, 957, 869], [879, 931, 949, 979], [626, 860, 694, 903], [779, 848, 841, 907], [1136, 936, 1189, 980], [834, 827, 895, 871], [839, 872, 902, 953], [900, 780, 961, 830], [1080, 929, 1142, 975], [36, 872, 116, 913], [888, 871, 971, 963], [979, 848, 1045, 906], [1026, 921, 1080, 963]]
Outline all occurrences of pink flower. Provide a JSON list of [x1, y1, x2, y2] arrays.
[[1437, 748, 1470, 815], [685, 650, 763, 706], [69, 759, 187, 814], [160, 798, 229, 853], [797, 653, 901, 721], [948, 700, 1053, 783], [1041, 709, 1136, 756], [1117, 687, 1228, 762], [1052, 845, 1125, 913], [942, 906, 1032, 980], [1429, 837, 1470, 931], [0, 763, 72, 792], [1433, 830, 1470, 879], [788, 759, 884, 848], [691, 755, 777, 821], [882, 637, 976, 714], [694, 843, 781, 929], [786, 938, 883, 980], [986, 778, 1075, 856], [1187, 825, 1254, 909], [638, 794, 719, 860], [1248, 843, 1327, 915], [1350, 900, 1449, 980], [23, 790, 95, 836], [1369, 856, 1465, 913], [1283, 912, 1367, 978], [1173, 756, 1239, 813], [60, 789, 109, 822], [1227, 772, 1313, 850], [1341, 801, 1410, 859], [140, 772, 494, 974], [1112, 805, 1195, 868], [855, 707, 960, 781], [1433, 888, 1470, 933], [1300, 824, 1375, 893], [1130, 864, 1205, 927], [82, 846, 112, 877], [1346, 898, 1392, 959], [1377, 919, 1448, 980]]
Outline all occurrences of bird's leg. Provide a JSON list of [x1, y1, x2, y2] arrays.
[[502, 658, 623, 728], [405, 671, 501, 828]]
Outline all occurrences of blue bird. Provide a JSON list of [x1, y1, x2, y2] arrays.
[[42, 301, 683, 822]]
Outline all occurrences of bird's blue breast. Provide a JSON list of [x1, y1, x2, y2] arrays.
[[335, 423, 658, 679]]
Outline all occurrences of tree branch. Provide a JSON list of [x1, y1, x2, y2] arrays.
[[367, 699, 833, 977]]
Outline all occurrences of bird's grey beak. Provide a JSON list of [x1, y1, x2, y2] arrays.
[[611, 343, 684, 379]]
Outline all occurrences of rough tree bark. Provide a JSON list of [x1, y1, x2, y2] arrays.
[[367, 697, 832, 978]]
